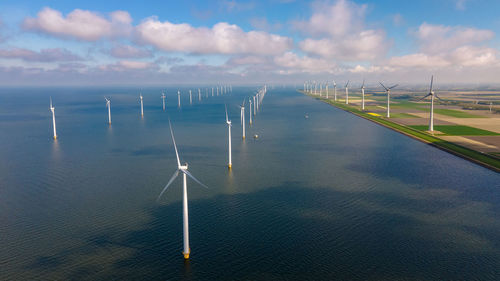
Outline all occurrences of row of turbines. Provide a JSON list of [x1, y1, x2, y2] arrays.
[[304, 76, 439, 132], [49, 85, 234, 139], [48, 84, 267, 260]]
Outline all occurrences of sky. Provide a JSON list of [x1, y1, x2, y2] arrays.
[[1, 0, 500, 86]]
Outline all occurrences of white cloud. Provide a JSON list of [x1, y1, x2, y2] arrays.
[[23, 7, 132, 41], [455, 0, 467, 10], [295, 0, 388, 61], [108, 45, 152, 58], [100, 60, 156, 71], [0, 48, 83, 62], [415, 23, 494, 54], [274, 52, 334, 73], [135, 18, 292, 55]]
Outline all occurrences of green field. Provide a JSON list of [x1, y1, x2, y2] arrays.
[[389, 112, 421, 118], [433, 109, 484, 118], [409, 125, 499, 136]]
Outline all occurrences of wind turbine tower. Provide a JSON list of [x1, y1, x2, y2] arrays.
[[49, 97, 57, 140], [379, 82, 398, 118], [225, 105, 232, 169], [105, 97, 111, 124], [157, 121, 209, 260]]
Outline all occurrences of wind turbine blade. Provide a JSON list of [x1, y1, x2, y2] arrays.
[[435, 94, 444, 102], [389, 84, 398, 90], [168, 119, 181, 168], [379, 82, 388, 91], [157, 170, 180, 201], [225, 104, 228, 122], [50, 97, 53, 108], [416, 93, 432, 102], [361, 79, 365, 88], [182, 170, 209, 189], [429, 75, 434, 93], [345, 80, 349, 87]]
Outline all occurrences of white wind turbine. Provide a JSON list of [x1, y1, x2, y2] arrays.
[[326, 82, 329, 99], [361, 79, 366, 110], [240, 99, 246, 139], [417, 76, 441, 132], [105, 97, 111, 125], [177, 90, 181, 108], [333, 80, 337, 101], [157, 120, 209, 260], [379, 82, 398, 118], [49, 97, 57, 140], [161, 92, 166, 111], [225, 105, 232, 169], [189, 90, 192, 105], [198, 88, 201, 101], [140, 94, 144, 117], [249, 98, 253, 125], [253, 96, 256, 116]]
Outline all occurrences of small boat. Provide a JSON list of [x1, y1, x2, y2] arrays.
[[254, 134, 259, 139]]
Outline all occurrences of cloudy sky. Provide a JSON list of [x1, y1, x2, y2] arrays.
[[1, 0, 500, 85]]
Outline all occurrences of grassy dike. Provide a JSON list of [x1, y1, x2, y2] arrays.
[[301, 91, 500, 173]]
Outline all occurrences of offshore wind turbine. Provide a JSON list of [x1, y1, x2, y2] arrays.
[[189, 90, 192, 105], [49, 97, 57, 140], [161, 92, 166, 111], [225, 105, 232, 169], [198, 88, 201, 101], [249, 98, 253, 125], [240, 99, 246, 139], [417, 76, 441, 131], [177, 90, 181, 108], [105, 97, 111, 125], [140, 94, 144, 117], [345, 81, 350, 104], [253, 96, 256, 115], [157, 120, 208, 260], [379, 82, 398, 118], [326, 82, 329, 99], [361, 79, 366, 110]]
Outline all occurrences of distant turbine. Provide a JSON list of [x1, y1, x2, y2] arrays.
[[333, 80, 337, 101], [49, 97, 57, 140], [361, 79, 365, 110], [217, 87, 219, 96], [225, 105, 232, 169], [105, 97, 111, 125], [161, 92, 166, 111], [189, 90, 192, 105], [157, 120, 208, 260], [326, 82, 329, 99], [249, 98, 253, 125], [320, 83, 323, 97], [240, 99, 246, 139], [253, 96, 256, 116], [379, 82, 398, 118], [345, 81, 350, 104], [212, 87, 214, 97], [198, 88, 201, 101], [140, 94, 144, 117], [417, 76, 441, 131]]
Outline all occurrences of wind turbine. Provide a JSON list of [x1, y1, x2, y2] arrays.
[[253, 96, 256, 116], [326, 82, 329, 99], [249, 98, 253, 125], [49, 97, 57, 140], [189, 90, 192, 105], [417, 76, 441, 131], [105, 97, 111, 125], [225, 105, 232, 169], [157, 120, 208, 260], [379, 82, 398, 118], [240, 99, 246, 139], [161, 92, 166, 111], [345, 81, 350, 104], [333, 80, 337, 101], [361, 79, 365, 110], [140, 94, 144, 117], [177, 90, 181, 108], [198, 88, 201, 101]]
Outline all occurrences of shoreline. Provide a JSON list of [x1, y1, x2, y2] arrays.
[[300, 91, 500, 173]]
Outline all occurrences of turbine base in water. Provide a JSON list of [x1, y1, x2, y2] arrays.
[[228, 164, 232, 169], [183, 249, 190, 259]]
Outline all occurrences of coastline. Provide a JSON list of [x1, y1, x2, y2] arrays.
[[300, 91, 500, 173]]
